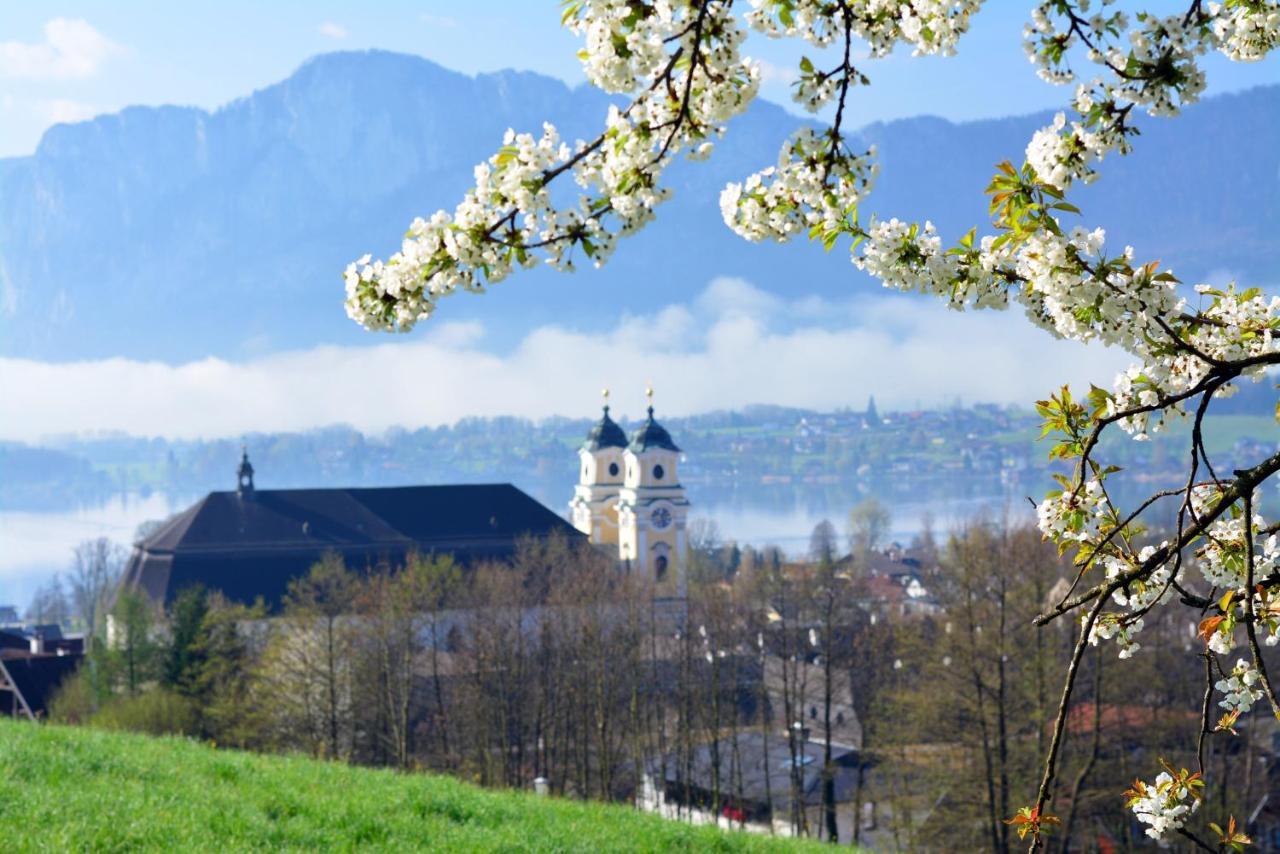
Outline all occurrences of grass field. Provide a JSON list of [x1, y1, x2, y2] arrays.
[[0, 720, 824, 852]]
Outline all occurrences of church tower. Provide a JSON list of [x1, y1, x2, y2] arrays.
[[616, 388, 690, 595], [569, 390, 628, 546]]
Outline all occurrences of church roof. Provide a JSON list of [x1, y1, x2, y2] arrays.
[[628, 407, 681, 453], [583, 406, 628, 451], [122, 483, 582, 609]]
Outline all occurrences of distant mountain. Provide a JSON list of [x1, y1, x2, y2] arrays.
[[1, 50, 1275, 361]]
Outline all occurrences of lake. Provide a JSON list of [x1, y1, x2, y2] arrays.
[[3, 472, 1273, 612]]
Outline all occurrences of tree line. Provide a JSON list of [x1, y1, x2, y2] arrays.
[[38, 510, 1244, 850]]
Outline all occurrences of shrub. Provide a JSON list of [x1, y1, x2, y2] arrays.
[[90, 688, 198, 736]]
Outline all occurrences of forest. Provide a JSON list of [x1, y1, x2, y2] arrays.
[[29, 508, 1264, 850]]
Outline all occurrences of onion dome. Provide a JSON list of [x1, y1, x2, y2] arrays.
[[583, 398, 628, 451], [628, 404, 680, 453]]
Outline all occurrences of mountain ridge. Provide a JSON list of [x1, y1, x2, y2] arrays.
[[1, 50, 1275, 362]]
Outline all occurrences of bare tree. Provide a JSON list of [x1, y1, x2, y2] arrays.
[[416, 553, 462, 766], [809, 519, 838, 565], [258, 553, 358, 759], [358, 559, 422, 769], [26, 573, 72, 625], [69, 537, 126, 644], [847, 498, 891, 565], [687, 517, 725, 583]]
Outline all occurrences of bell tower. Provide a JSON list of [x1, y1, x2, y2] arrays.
[[616, 388, 689, 595], [569, 390, 628, 545], [237, 445, 255, 498]]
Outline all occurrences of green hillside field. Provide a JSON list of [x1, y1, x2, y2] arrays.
[[0, 719, 826, 852]]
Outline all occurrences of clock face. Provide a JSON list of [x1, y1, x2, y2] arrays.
[[650, 507, 672, 530]]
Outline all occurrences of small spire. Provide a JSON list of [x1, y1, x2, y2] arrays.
[[602, 387, 610, 414], [237, 444, 255, 496], [645, 383, 654, 417]]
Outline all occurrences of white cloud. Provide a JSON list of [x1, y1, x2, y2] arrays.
[[755, 58, 796, 85], [0, 279, 1127, 442], [318, 22, 349, 40], [0, 18, 123, 79]]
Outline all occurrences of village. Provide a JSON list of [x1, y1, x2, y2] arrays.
[[2, 2, 1279, 851], [6, 393, 1280, 849]]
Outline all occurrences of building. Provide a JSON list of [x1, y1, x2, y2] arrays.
[[0, 627, 83, 720], [639, 731, 868, 840], [570, 389, 690, 595], [122, 450, 584, 609]]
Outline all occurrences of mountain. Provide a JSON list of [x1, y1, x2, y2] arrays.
[[1, 50, 1276, 362]]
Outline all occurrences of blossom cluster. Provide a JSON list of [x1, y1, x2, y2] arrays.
[[1125, 769, 1202, 841], [1211, 0, 1280, 62], [345, 0, 758, 331], [1024, 103, 1130, 188], [848, 215, 1270, 445], [1036, 479, 1108, 544], [746, 0, 985, 57], [1215, 658, 1265, 714], [791, 59, 861, 111], [1087, 612, 1146, 659], [720, 130, 877, 242], [1193, 501, 1280, 591], [1109, 284, 1280, 437], [723, 1, 991, 241], [1077, 545, 1170, 658], [849, 219, 1009, 309], [1021, 2, 1279, 191], [569, 0, 681, 93], [845, 208, 1274, 669], [1108, 545, 1175, 611]]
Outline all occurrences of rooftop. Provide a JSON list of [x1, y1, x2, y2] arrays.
[[123, 482, 583, 608]]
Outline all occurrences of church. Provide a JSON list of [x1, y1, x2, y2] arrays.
[[122, 391, 690, 608], [569, 389, 690, 596]]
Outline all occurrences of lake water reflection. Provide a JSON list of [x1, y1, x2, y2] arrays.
[[3, 474, 1275, 610]]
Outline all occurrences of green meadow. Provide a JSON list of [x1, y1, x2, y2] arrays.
[[0, 719, 825, 852]]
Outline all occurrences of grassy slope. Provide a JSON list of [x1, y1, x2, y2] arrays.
[[0, 720, 823, 853]]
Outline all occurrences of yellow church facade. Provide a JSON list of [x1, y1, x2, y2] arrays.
[[569, 391, 689, 596]]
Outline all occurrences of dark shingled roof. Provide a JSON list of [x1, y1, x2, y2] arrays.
[[0, 653, 82, 719], [121, 483, 582, 609], [583, 406, 628, 451], [628, 407, 681, 453]]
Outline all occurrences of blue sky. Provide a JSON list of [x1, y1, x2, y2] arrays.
[[0, 3, 1274, 443], [2, 2, 1274, 157]]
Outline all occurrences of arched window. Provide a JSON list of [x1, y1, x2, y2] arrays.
[[653, 463, 665, 480], [652, 542, 671, 582], [609, 462, 619, 477]]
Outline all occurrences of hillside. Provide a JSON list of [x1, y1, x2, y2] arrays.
[[0, 719, 821, 852], [0, 49, 1274, 361]]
